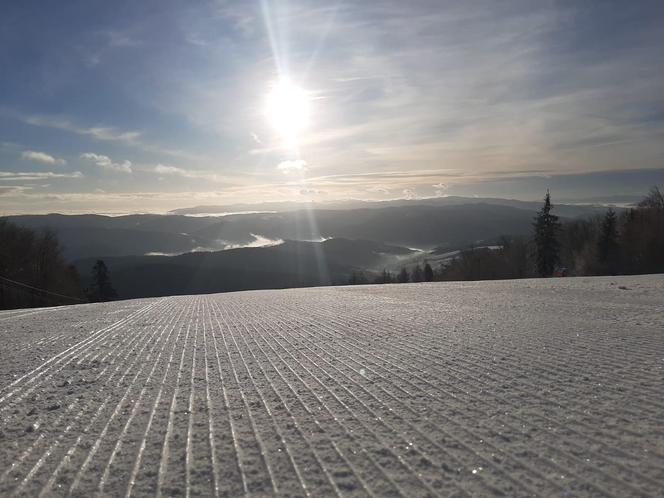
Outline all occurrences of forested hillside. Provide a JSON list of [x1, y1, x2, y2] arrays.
[[0, 220, 84, 309]]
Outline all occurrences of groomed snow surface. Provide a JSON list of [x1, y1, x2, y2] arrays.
[[1, 275, 663, 497]]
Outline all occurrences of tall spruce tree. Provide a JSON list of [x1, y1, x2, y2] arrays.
[[598, 208, 619, 272], [533, 190, 561, 277]]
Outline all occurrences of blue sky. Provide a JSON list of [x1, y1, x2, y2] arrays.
[[1, 0, 663, 213]]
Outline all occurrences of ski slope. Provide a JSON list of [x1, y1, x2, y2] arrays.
[[1, 275, 663, 497]]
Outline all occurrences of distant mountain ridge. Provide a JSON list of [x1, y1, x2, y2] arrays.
[[170, 195, 621, 218], [4, 199, 614, 260]]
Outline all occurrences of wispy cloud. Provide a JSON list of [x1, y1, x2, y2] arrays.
[[0, 171, 83, 181], [0, 186, 32, 196], [245, 1, 664, 186], [153, 164, 232, 183], [104, 30, 140, 48], [1, 1, 663, 211], [3, 109, 207, 162], [81, 152, 132, 173], [154, 164, 188, 176], [18, 114, 141, 144], [21, 150, 66, 165], [277, 159, 308, 174]]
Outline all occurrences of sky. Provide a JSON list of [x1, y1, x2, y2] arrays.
[[1, 0, 663, 214]]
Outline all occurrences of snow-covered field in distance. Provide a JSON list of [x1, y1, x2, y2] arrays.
[[0, 275, 663, 497]]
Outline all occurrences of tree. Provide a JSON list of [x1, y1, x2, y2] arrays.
[[622, 186, 664, 274], [411, 264, 424, 282], [423, 262, 434, 282], [0, 220, 84, 310], [500, 236, 531, 279], [373, 269, 394, 284], [597, 208, 619, 273], [396, 267, 410, 283], [87, 260, 118, 302], [533, 190, 561, 277], [638, 186, 664, 210]]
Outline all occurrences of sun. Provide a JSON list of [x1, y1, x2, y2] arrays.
[[264, 78, 310, 147]]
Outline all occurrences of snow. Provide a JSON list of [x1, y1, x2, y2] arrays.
[[0, 275, 663, 496]]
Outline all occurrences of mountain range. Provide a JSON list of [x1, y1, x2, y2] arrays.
[[3, 196, 617, 298], [5, 196, 615, 260]]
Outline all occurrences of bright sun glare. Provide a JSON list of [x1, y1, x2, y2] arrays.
[[264, 78, 310, 147]]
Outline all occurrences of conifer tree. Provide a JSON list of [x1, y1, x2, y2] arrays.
[[598, 208, 619, 272], [397, 267, 410, 283], [533, 190, 561, 277]]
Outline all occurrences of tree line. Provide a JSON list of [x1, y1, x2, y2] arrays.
[[0, 220, 117, 309], [350, 187, 664, 284]]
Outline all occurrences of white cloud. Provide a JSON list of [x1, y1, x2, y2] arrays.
[[153, 164, 230, 183], [87, 127, 140, 143], [21, 150, 66, 165], [81, 152, 132, 173], [0, 171, 83, 181], [154, 164, 186, 175], [277, 159, 308, 174]]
